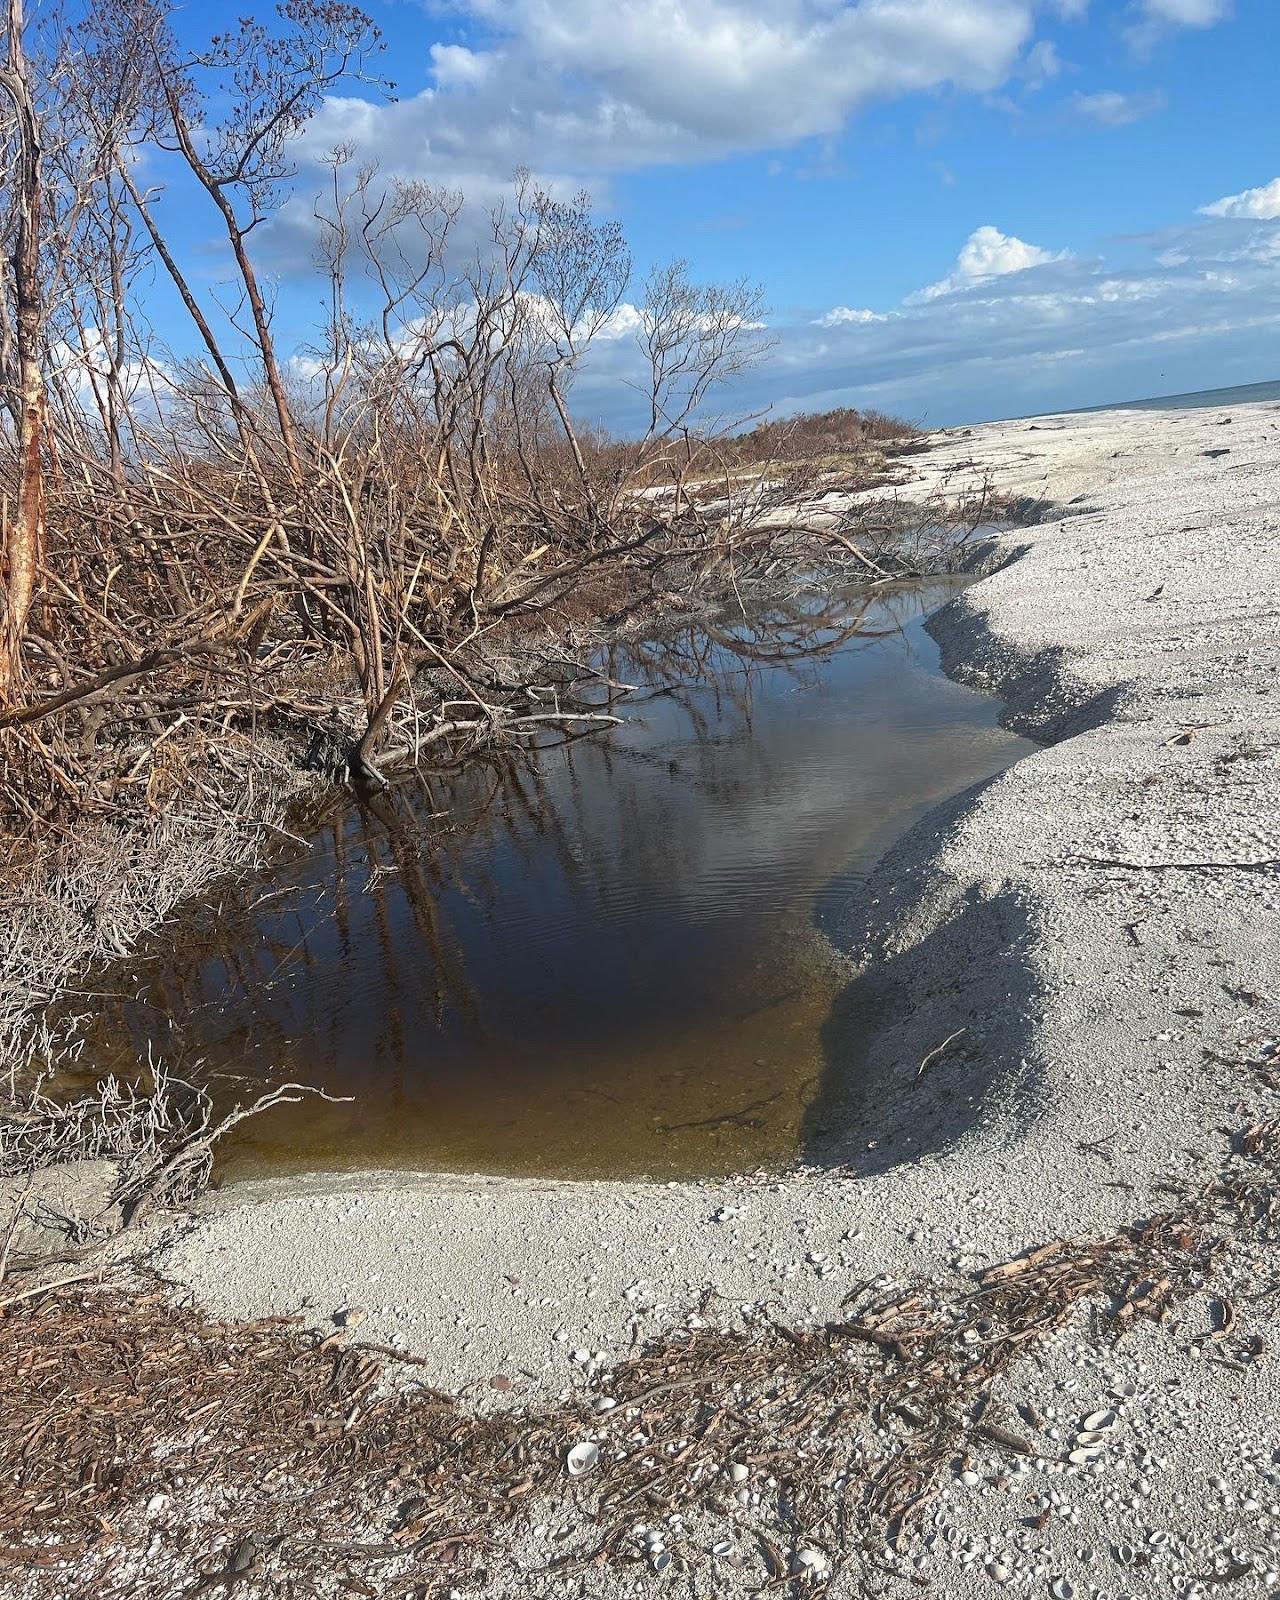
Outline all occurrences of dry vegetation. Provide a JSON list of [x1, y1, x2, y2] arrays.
[[0, 0, 928, 833], [0, 0, 985, 1097], [2, 1119, 1275, 1597]]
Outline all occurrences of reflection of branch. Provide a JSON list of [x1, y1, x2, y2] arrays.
[[657, 1090, 783, 1135]]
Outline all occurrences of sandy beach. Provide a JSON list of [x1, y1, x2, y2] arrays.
[[141, 398, 1280, 1596]]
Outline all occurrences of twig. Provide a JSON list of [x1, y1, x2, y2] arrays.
[[1064, 854, 1280, 875], [0, 1174, 33, 1284], [0, 1265, 105, 1308], [915, 1028, 967, 1081]]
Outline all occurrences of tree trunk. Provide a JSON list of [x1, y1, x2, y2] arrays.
[[0, 0, 45, 705]]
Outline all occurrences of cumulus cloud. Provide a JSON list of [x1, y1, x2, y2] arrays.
[[301, 0, 1040, 191], [1071, 88, 1166, 125], [912, 224, 1069, 300], [1200, 176, 1280, 220]]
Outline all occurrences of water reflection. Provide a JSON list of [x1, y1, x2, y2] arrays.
[[79, 581, 1033, 1180]]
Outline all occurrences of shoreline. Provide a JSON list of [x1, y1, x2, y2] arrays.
[[154, 399, 1278, 1374]]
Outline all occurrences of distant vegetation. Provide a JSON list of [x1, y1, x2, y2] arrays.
[[718, 406, 918, 468]]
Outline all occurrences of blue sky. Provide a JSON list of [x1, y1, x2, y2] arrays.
[[144, 0, 1280, 428]]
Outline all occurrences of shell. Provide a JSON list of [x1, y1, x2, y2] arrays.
[[1083, 1408, 1118, 1432], [1109, 1379, 1138, 1398], [1050, 1580, 1074, 1600], [1114, 1543, 1136, 1565], [728, 1462, 750, 1483], [1075, 1430, 1109, 1447], [1068, 1447, 1102, 1466], [565, 1441, 600, 1476], [651, 1550, 673, 1573], [794, 1549, 829, 1574], [593, 1396, 617, 1413], [711, 1540, 734, 1558]]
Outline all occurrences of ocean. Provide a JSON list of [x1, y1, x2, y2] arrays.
[[1074, 377, 1280, 414]]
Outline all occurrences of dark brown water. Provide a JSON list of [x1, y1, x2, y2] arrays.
[[78, 581, 1033, 1180]]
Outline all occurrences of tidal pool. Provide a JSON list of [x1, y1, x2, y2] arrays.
[[80, 581, 1033, 1180]]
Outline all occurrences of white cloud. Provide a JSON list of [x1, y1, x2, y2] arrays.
[[1021, 39, 1064, 89], [1071, 88, 1166, 125], [1126, 0, 1231, 50], [814, 306, 886, 326], [913, 224, 1069, 300], [1200, 176, 1280, 221], [593, 303, 647, 340], [301, 0, 1041, 190], [1139, 0, 1230, 24]]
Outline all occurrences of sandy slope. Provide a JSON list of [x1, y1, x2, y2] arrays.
[[147, 399, 1280, 1595]]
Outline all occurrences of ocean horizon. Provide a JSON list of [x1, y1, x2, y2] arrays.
[[1068, 376, 1280, 417]]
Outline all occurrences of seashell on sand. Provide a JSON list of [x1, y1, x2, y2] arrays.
[[566, 1441, 600, 1476]]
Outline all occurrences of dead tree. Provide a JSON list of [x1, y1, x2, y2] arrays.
[[148, 1, 382, 484], [0, 0, 44, 703]]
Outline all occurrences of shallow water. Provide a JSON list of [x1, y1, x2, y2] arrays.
[[78, 581, 1033, 1181]]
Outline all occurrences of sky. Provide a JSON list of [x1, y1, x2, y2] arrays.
[[147, 0, 1280, 429]]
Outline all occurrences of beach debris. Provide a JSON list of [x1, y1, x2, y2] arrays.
[[793, 1547, 830, 1577], [4, 1142, 1260, 1600], [979, 1419, 1035, 1456], [565, 1441, 600, 1476], [915, 1027, 968, 1082]]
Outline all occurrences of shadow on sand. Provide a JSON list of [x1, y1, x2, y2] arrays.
[[800, 776, 1047, 1177]]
